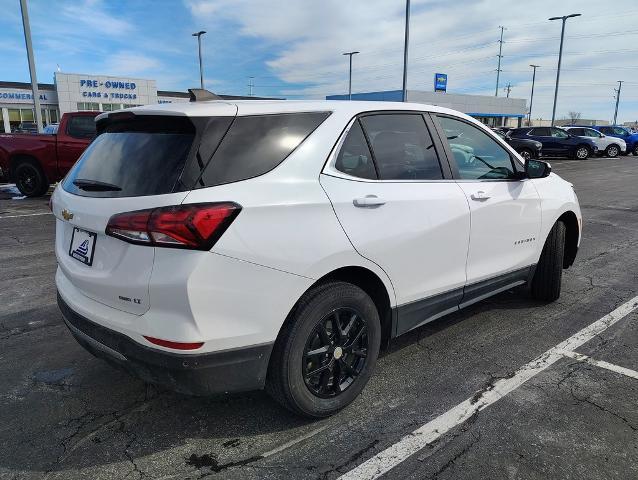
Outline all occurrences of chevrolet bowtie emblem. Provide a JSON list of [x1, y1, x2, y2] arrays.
[[61, 209, 74, 221]]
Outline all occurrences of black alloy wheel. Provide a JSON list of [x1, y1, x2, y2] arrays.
[[302, 307, 368, 398], [266, 281, 381, 417], [633, 144, 638, 156], [14, 161, 47, 197]]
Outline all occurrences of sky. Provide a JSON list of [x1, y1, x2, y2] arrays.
[[1, 0, 637, 123]]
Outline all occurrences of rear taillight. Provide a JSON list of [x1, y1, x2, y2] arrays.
[[105, 202, 241, 250]]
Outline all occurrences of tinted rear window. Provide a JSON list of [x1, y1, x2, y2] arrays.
[[67, 116, 97, 139], [198, 112, 330, 188], [63, 116, 196, 198]]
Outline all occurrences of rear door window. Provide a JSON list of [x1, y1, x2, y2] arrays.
[[359, 114, 443, 180], [530, 127, 550, 136], [334, 120, 377, 179], [198, 112, 330, 187], [62, 116, 196, 198]]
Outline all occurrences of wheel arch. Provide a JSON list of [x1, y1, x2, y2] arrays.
[[274, 265, 395, 355], [557, 211, 579, 268]]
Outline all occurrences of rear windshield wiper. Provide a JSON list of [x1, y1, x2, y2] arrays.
[[72, 179, 122, 191]]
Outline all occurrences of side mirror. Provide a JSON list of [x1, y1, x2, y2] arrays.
[[525, 159, 551, 179]]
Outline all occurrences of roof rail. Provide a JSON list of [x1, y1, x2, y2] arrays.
[[188, 88, 222, 102]]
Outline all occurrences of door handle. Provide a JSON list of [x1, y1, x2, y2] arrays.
[[470, 191, 491, 201], [353, 195, 386, 208]]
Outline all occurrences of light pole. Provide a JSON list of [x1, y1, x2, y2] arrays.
[[402, 0, 410, 102], [192, 30, 206, 90], [613, 80, 623, 125], [342, 51, 359, 100], [528, 64, 540, 125], [19, 0, 43, 133], [495, 26, 506, 97], [549, 13, 581, 126]]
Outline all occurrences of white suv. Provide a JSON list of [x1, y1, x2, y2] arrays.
[[53, 98, 581, 417], [563, 126, 626, 157]]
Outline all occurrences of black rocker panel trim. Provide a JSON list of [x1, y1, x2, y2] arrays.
[[392, 265, 535, 337]]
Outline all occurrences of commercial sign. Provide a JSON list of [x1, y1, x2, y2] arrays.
[[434, 73, 448, 92], [0, 89, 57, 104], [79, 78, 139, 100]]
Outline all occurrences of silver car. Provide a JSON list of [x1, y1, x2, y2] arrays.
[[564, 126, 626, 157]]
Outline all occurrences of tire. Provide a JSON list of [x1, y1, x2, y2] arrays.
[[605, 144, 620, 158], [518, 148, 533, 161], [574, 145, 590, 160], [266, 281, 381, 418], [13, 159, 49, 197], [531, 222, 566, 302], [633, 144, 638, 156]]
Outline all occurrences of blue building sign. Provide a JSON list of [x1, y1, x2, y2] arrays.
[[434, 73, 447, 92], [79, 78, 138, 100]]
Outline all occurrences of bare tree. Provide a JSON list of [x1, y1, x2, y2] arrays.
[[567, 111, 582, 124]]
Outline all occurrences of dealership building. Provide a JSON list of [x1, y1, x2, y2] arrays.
[[327, 90, 527, 127], [0, 72, 268, 133]]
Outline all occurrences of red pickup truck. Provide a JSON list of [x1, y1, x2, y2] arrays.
[[0, 111, 99, 197]]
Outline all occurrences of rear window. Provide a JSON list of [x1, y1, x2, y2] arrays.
[[62, 116, 196, 198], [197, 112, 330, 188], [67, 116, 97, 139], [62, 112, 330, 198]]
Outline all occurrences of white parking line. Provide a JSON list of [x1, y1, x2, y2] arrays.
[[338, 295, 638, 480], [558, 349, 638, 381], [0, 212, 52, 219]]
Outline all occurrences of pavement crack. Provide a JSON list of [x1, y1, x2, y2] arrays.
[[570, 389, 638, 432], [429, 431, 481, 479]]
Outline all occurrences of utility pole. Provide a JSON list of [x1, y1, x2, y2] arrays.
[[528, 64, 539, 126], [192, 30, 206, 89], [19, 0, 43, 133], [248, 76, 255, 97], [549, 14, 581, 126], [613, 80, 623, 125], [504, 82, 512, 98], [402, 0, 410, 102], [495, 26, 506, 97], [342, 51, 359, 100]]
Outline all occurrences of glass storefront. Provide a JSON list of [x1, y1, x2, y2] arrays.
[[6, 107, 59, 132]]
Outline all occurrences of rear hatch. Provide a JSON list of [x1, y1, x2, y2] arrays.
[[54, 107, 237, 314]]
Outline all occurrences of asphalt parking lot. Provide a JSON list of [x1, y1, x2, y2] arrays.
[[1, 156, 637, 480]]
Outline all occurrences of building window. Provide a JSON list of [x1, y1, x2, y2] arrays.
[[8, 108, 41, 132], [102, 103, 120, 111], [8, 108, 21, 132], [76, 102, 100, 111], [49, 109, 59, 124]]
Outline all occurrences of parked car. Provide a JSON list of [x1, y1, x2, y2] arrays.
[[492, 128, 542, 160], [12, 122, 38, 134], [588, 125, 638, 156], [43, 123, 59, 135], [508, 126, 598, 159], [0, 112, 98, 197], [53, 98, 581, 417], [562, 126, 625, 157]]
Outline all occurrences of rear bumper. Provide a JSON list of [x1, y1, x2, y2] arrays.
[[58, 293, 273, 395]]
